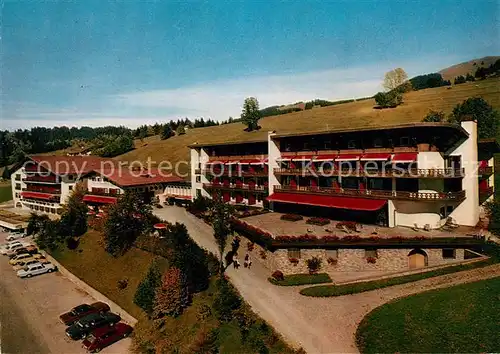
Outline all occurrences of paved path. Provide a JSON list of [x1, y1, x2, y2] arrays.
[[155, 207, 500, 353]]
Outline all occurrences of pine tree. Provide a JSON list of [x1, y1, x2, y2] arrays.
[[153, 267, 190, 319], [134, 260, 162, 316], [59, 183, 88, 238], [241, 97, 261, 131]]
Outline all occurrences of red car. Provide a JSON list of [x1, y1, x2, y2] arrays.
[[59, 302, 110, 326], [82, 322, 133, 353]]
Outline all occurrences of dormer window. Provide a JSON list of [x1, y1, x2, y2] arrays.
[[348, 140, 357, 149]]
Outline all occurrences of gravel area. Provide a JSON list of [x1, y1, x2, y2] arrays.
[[155, 206, 500, 353]]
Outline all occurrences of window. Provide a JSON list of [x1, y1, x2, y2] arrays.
[[287, 248, 301, 259], [326, 249, 338, 259], [197, 162, 201, 169], [68, 175, 74, 180], [15, 193, 19, 198], [373, 138, 383, 148], [400, 136, 410, 146], [69, 186, 73, 191], [365, 249, 378, 258], [442, 249, 456, 259], [303, 142, 310, 150], [324, 140, 332, 150], [15, 183, 21, 190], [348, 140, 357, 149], [15, 174, 21, 181], [196, 176, 201, 183], [196, 189, 202, 197]]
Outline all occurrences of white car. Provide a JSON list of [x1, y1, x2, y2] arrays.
[[0, 241, 25, 255], [6, 232, 26, 241], [17, 262, 57, 278]]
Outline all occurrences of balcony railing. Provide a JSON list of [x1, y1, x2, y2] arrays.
[[478, 166, 493, 176], [280, 147, 419, 156], [203, 169, 268, 177], [207, 154, 268, 161], [203, 183, 268, 193], [273, 168, 465, 178], [274, 185, 466, 202], [22, 187, 61, 195], [24, 175, 59, 183], [88, 189, 122, 197]]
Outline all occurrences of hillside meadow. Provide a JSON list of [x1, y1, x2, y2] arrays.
[[114, 78, 500, 176]]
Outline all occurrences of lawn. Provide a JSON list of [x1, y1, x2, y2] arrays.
[[356, 277, 500, 353], [269, 273, 332, 286], [50, 230, 159, 319], [0, 184, 12, 203], [300, 253, 497, 297]]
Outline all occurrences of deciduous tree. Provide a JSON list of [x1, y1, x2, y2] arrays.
[[383, 68, 408, 91], [211, 199, 234, 274], [448, 97, 500, 139], [422, 110, 445, 122], [153, 267, 190, 319], [241, 97, 261, 131], [134, 260, 162, 316], [59, 183, 88, 238]]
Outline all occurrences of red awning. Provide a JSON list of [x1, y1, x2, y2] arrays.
[[335, 154, 360, 161], [292, 154, 315, 161], [154, 223, 168, 229], [239, 159, 262, 164], [225, 160, 239, 165], [83, 195, 117, 204], [20, 191, 54, 200], [277, 156, 291, 162], [266, 193, 387, 211], [392, 152, 418, 163], [313, 154, 337, 162], [206, 160, 226, 165], [360, 153, 392, 161]]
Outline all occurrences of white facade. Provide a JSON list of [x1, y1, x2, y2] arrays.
[[191, 121, 490, 228]]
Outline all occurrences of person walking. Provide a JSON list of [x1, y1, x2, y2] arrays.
[[244, 254, 249, 268], [247, 255, 252, 269], [233, 253, 239, 269]]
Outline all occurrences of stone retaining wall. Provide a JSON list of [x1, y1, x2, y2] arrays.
[[43, 252, 137, 325]]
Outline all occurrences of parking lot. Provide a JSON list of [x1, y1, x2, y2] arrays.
[[0, 231, 132, 353]]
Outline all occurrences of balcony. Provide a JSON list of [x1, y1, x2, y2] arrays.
[[22, 187, 61, 195], [207, 154, 268, 161], [479, 186, 494, 204], [273, 185, 466, 202], [203, 168, 268, 177], [273, 168, 464, 178], [203, 183, 268, 194], [24, 175, 59, 184], [478, 166, 493, 176], [87, 189, 121, 197]]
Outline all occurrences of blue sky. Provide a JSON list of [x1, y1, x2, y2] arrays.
[[1, 0, 498, 130]]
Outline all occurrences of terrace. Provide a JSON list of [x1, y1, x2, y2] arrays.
[[203, 183, 268, 194], [273, 167, 465, 178]]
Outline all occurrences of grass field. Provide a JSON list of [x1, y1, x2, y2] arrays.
[[269, 273, 332, 286], [114, 78, 500, 175], [51, 230, 296, 353], [300, 254, 497, 297], [356, 277, 500, 353], [0, 184, 12, 203]]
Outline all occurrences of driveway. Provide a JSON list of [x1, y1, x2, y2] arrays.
[[0, 231, 132, 354], [155, 206, 500, 353]]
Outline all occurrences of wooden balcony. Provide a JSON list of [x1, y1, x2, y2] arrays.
[[273, 168, 464, 178], [88, 189, 121, 197], [203, 183, 268, 194], [22, 187, 61, 195], [479, 186, 494, 204], [208, 154, 268, 161], [203, 169, 268, 177], [24, 175, 59, 184], [274, 185, 466, 202], [478, 166, 493, 176], [280, 146, 419, 156]]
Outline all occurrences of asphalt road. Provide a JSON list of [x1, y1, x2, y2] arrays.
[[0, 232, 132, 354]]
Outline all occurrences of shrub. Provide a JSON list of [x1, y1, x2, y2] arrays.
[[366, 257, 377, 264], [280, 214, 303, 222], [247, 241, 255, 252], [153, 267, 191, 319], [65, 236, 80, 250], [271, 270, 285, 281], [196, 304, 212, 321], [327, 257, 338, 265], [305, 256, 322, 274], [336, 221, 358, 231], [117, 278, 129, 290], [134, 260, 162, 316], [213, 278, 242, 322], [374, 90, 403, 108], [306, 217, 330, 226]]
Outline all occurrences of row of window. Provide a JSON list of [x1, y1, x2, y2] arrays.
[[287, 248, 457, 259]]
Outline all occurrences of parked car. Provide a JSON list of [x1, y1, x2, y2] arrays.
[[17, 262, 57, 278], [82, 322, 133, 352], [5, 232, 26, 241], [1, 242, 30, 256], [9, 253, 37, 265], [59, 302, 111, 326], [65, 312, 121, 340], [12, 259, 46, 271], [8, 246, 42, 259]]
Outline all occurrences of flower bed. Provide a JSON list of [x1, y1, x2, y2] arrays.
[[306, 217, 330, 226], [280, 214, 303, 222]]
